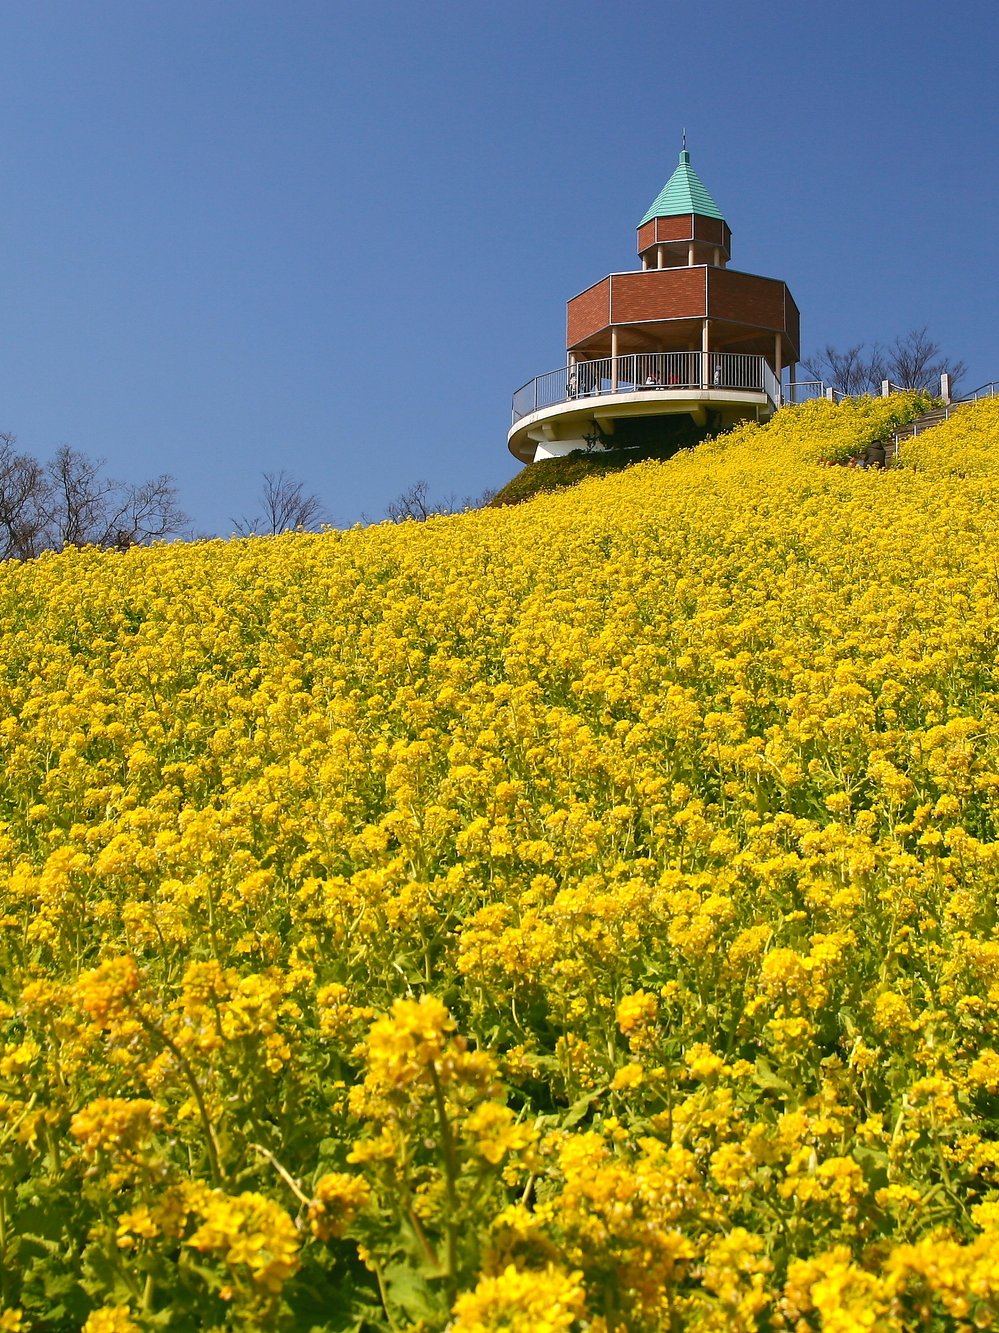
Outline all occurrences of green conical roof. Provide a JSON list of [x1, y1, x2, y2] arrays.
[[639, 150, 724, 226]]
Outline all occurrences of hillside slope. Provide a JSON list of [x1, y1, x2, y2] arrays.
[[492, 389, 934, 503], [3, 393, 999, 1330]]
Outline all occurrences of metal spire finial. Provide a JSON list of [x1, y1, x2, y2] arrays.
[[682, 127, 687, 151]]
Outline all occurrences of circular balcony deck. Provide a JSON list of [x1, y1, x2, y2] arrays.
[[508, 352, 780, 462]]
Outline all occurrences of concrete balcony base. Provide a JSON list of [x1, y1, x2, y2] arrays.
[[508, 386, 771, 463]]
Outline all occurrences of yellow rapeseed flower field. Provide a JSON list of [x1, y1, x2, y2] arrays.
[[2, 393, 999, 1330]]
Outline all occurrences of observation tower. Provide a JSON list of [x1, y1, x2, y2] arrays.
[[509, 146, 800, 463]]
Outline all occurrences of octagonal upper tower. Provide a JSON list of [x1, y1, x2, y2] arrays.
[[566, 150, 798, 367], [636, 149, 731, 269], [509, 146, 801, 464]]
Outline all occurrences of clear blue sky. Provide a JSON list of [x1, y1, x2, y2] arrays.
[[1, 0, 996, 534]]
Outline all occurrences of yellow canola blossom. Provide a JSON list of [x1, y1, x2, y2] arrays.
[[80, 1310, 142, 1333], [450, 1263, 586, 1333], [3, 393, 999, 1328]]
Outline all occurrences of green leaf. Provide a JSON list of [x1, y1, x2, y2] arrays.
[[561, 1091, 600, 1129], [753, 1056, 792, 1095], [851, 1145, 889, 1192], [838, 1007, 858, 1040], [381, 1260, 443, 1324]]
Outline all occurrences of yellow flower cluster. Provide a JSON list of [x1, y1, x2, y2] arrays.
[[451, 1263, 586, 1333], [3, 392, 999, 1329], [80, 1309, 142, 1333]]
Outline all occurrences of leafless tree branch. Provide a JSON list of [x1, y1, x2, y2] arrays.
[[0, 437, 189, 560], [384, 480, 497, 523], [802, 343, 886, 396], [885, 327, 966, 393], [233, 470, 326, 536], [803, 327, 965, 396]]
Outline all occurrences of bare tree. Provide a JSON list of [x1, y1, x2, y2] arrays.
[[43, 447, 188, 552], [384, 480, 497, 523], [0, 437, 188, 559], [385, 479, 442, 523], [233, 470, 326, 535], [802, 343, 886, 395], [101, 471, 190, 549], [0, 434, 47, 560], [803, 327, 965, 396], [45, 447, 117, 549], [885, 327, 965, 393]]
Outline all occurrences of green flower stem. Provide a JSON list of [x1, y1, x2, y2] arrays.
[[428, 1060, 459, 1296], [128, 1000, 224, 1186]]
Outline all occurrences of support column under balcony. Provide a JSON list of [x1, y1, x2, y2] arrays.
[[701, 319, 710, 387]]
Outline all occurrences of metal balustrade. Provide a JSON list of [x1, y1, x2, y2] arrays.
[[957, 381, 999, 403], [781, 380, 825, 405], [892, 381, 999, 435], [787, 375, 999, 407], [512, 364, 999, 428], [512, 352, 780, 422]]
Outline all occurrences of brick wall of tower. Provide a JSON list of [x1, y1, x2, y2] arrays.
[[637, 215, 731, 257], [610, 269, 706, 324], [566, 278, 612, 347], [654, 215, 694, 243], [568, 269, 800, 356], [783, 290, 801, 357], [686, 216, 729, 248], [707, 270, 787, 333]]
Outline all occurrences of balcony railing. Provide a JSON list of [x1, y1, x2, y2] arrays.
[[512, 364, 999, 432], [512, 352, 781, 423], [780, 380, 825, 405]]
